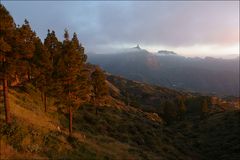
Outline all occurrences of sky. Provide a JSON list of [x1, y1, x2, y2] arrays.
[[1, 1, 239, 58]]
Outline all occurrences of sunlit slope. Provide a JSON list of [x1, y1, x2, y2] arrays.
[[1, 81, 239, 160], [0, 83, 182, 159]]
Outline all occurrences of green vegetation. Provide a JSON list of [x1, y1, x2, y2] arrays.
[[1, 84, 239, 159], [91, 67, 109, 115], [0, 4, 104, 136], [0, 4, 239, 160]]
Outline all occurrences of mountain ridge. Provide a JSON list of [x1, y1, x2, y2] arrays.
[[87, 47, 239, 97]]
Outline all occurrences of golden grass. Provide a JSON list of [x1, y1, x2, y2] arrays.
[[0, 139, 48, 160], [1, 84, 163, 159], [1, 86, 141, 159], [0, 139, 17, 159], [9, 92, 59, 132], [81, 135, 139, 160]]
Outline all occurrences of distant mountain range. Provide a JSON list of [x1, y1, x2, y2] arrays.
[[87, 45, 239, 97]]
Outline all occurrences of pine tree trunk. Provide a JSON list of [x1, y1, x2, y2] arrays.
[[93, 96, 98, 115], [3, 77, 10, 124], [95, 107, 98, 115], [69, 106, 73, 135], [27, 70, 30, 81], [27, 63, 32, 81], [44, 92, 47, 112], [127, 94, 129, 107], [41, 91, 43, 103]]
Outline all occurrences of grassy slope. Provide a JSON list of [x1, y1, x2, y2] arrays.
[[171, 110, 240, 160], [0, 84, 141, 159], [106, 74, 190, 111], [0, 83, 184, 159], [0, 82, 239, 160]]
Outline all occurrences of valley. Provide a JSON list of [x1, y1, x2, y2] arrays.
[[88, 47, 239, 97]]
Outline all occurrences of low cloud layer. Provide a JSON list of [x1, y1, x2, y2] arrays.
[[2, 1, 239, 57]]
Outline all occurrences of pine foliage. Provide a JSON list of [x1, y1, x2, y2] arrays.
[[0, 4, 109, 133]]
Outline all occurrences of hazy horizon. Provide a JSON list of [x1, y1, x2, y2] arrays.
[[2, 1, 239, 58]]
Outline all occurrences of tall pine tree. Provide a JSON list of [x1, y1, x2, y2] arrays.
[[201, 99, 209, 118], [177, 97, 187, 120], [55, 29, 86, 135], [0, 4, 16, 123], [44, 29, 62, 97], [32, 37, 52, 112], [91, 67, 109, 115], [15, 19, 36, 81], [44, 29, 61, 67]]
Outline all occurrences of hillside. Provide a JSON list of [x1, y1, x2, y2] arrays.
[[0, 82, 185, 160], [87, 48, 239, 97], [107, 74, 190, 111], [1, 77, 239, 160], [0, 4, 239, 159]]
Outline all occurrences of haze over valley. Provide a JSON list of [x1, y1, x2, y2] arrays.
[[88, 45, 239, 97]]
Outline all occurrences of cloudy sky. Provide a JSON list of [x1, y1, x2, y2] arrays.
[[2, 1, 239, 58]]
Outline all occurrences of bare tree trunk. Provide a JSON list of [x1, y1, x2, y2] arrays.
[[69, 106, 72, 135], [3, 77, 10, 124], [44, 92, 47, 112]]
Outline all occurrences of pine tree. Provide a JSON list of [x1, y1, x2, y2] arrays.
[[71, 32, 87, 63], [15, 19, 36, 81], [163, 100, 177, 125], [0, 4, 16, 123], [177, 97, 186, 120], [201, 99, 209, 118], [32, 37, 52, 112], [55, 29, 86, 135], [44, 29, 62, 67], [91, 67, 109, 115], [75, 66, 92, 105], [43, 30, 62, 98], [125, 90, 130, 107]]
